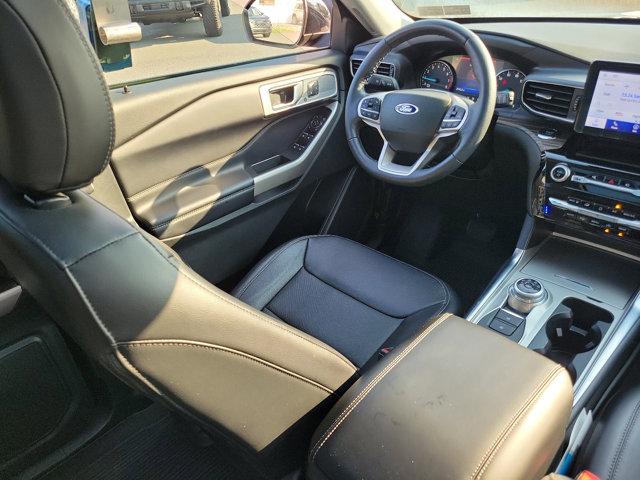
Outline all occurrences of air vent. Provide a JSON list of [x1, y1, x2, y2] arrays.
[[523, 81, 575, 120], [375, 63, 395, 77], [350, 59, 362, 76], [350, 58, 395, 78]]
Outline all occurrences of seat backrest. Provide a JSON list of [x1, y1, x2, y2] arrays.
[[0, 0, 355, 453]]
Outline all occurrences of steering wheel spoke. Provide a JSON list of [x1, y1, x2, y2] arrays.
[[377, 139, 432, 176]]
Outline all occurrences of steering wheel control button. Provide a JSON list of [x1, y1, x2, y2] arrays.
[[508, 278, 548, 314], [550, 164, 571, 182], [442, 120, 461, 129], [361, 109, 379, 120], [446, 105, 465, 120], [360, 97, 382, 121], [440, 104, 466, 130]]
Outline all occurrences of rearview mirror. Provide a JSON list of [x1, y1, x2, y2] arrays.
[[243, 0, 331, 47]]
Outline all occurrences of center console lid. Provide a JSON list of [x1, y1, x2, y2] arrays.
[[307, 314, 573, 480]]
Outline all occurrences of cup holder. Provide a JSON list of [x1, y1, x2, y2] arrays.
[[545, 310, 602, 354], [536, 298, 613, 382]]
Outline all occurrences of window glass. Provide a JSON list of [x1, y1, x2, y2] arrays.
[[75, 0, 332, 86]]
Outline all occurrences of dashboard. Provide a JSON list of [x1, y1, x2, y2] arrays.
[[349, 33, 589, 136], [417, 55, 526, 106], [349, 29, 640, 255]]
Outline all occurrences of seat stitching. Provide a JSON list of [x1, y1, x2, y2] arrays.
[[242, 234, 450, 318], [309, 313, 451, 462], [302, 265, 446, 319], [607, 396, 640, 480], [119, 340, 334, 393], [0, 209, 346, 373], [0, 204, 352, 372], [66, 231, 137, 266], [471, 365, 564, 479], [65, 267, 117, 345], [134, 232, 357, 372], [305, 234, 450, 305], [177, 266, 356, 370], [113, 349, 164, 395], [234, 237, 308, 298], [150, 185, 253, 231]]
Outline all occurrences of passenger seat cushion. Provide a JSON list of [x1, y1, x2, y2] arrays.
[[233, 236, 459, 367]]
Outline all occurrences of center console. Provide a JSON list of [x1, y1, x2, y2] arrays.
[[469, 61, 640, 411], [469, 237, 639, 384]]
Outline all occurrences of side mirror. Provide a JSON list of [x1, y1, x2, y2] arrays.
[[243, 0, 331, 47]]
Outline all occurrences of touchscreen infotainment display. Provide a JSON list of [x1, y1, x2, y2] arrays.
[[584, 71, 640, 135], [576, 61, 640, 141]]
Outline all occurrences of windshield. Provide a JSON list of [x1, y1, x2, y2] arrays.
[[393, 0, 640, 19]]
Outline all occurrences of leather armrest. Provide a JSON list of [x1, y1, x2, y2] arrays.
[[307, 313, 573, 480]]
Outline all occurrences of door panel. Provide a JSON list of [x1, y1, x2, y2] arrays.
[[111, 50, 345, 145], [111, 82, 267, 197], [108, 50, 350, 282]]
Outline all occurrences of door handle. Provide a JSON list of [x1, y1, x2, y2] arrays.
[[259, 69, 338, 117], [267, 82, 303, 111]]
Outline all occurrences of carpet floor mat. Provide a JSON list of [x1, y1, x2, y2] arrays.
[[39, 404, 263, 480]]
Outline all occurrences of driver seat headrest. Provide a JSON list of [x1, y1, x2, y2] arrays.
[[0, 0, 114, 194]]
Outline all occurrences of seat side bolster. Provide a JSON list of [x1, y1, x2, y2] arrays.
[[64, 229, 357, 446], [65, 226, 356, 377], [116, 339, 337, 451], [232, 236, 309, 310]]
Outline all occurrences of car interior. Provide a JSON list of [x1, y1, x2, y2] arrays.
[[1, 0, 640, 479]]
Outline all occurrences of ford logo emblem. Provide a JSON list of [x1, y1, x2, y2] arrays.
[[395, 103, 419, 115]]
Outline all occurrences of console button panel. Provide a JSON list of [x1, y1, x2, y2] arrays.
[[539, 154, 640, 247]]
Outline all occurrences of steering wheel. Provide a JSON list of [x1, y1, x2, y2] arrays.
[[346, 19, 496, 186]]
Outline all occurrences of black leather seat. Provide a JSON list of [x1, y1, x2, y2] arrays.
[[0, 0, 458, 457], [576, 384, 640, 480], [234, 235, 458, 367]]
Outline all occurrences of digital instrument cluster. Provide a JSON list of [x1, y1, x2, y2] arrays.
[[418, 55, 526, 107]]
